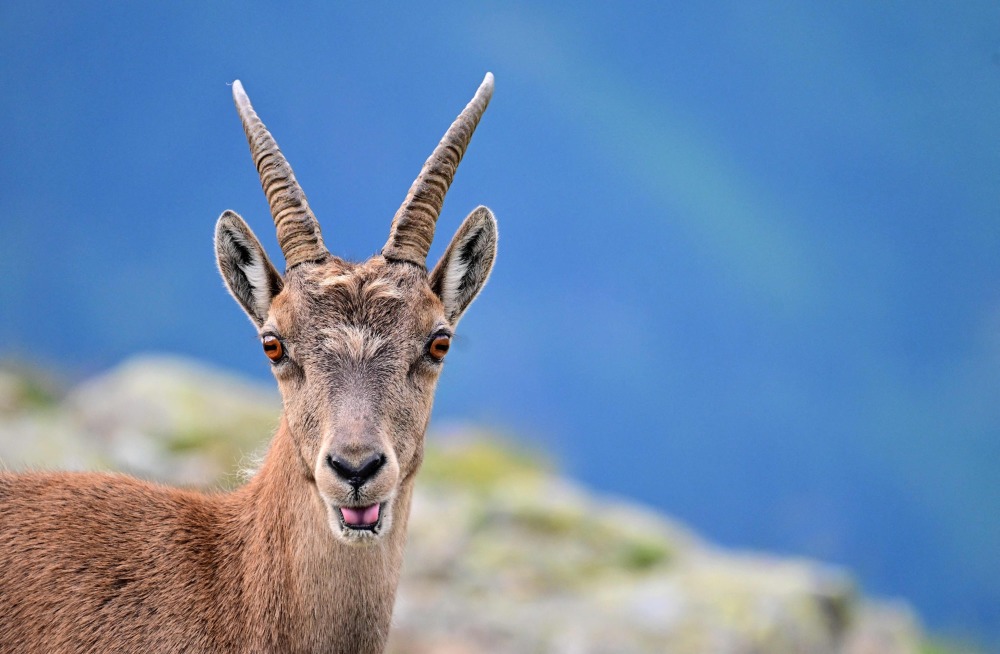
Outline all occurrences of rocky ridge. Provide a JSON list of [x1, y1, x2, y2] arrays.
[[0, 357, 945, 653]]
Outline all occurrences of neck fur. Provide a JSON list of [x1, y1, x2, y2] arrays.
[[227, 419, 412, 653]]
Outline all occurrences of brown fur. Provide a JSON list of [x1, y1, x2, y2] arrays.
[[0, 423, 405, 653], [0, 78, 498, 653]]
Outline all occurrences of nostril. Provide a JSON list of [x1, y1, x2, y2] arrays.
[[357, 453, 386, 481], [327, 453, 387, 487], [326, 454, 348, 478]]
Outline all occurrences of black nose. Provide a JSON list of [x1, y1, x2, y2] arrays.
[[326, 453, 387, 488]]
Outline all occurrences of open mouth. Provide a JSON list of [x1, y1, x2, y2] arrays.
[[339, 503, 382, 531]]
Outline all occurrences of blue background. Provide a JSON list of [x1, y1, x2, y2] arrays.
[[2, 2, 998, 646]]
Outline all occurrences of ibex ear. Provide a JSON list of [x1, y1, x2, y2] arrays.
[[429, 206, 498, 325], [215, 210, 284, 327]]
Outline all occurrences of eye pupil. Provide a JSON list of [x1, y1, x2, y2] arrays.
[[262, 335, 284, 362]]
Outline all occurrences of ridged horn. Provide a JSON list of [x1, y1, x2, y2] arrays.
[[232, 80, 328, 269], [382, 73, 494, 267]]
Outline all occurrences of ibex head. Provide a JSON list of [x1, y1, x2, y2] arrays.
[[215, 75, 497, 544]]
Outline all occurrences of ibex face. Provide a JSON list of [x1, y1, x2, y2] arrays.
[[215, 76, 497, 544]]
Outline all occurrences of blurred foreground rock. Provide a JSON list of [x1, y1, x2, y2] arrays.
[[391, 437, 922, 654], [0, 357, 932, 653], [0, 356, 279, 486]]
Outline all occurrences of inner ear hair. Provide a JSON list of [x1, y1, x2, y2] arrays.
[[215, 210, 283, 326], [430, 206, 497, 324]]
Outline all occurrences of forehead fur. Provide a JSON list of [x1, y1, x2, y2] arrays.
[[274, 257, 444, 338]]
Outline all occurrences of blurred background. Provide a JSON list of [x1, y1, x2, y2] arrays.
[[1, 2, 998, 650]]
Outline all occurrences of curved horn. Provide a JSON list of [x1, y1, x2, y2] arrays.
[[382, 73, 494, 267], [232, 80, 328, 269]]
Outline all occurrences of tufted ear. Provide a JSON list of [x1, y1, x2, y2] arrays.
[[429, 206, 498, 325], [215, 210, 284, 327]]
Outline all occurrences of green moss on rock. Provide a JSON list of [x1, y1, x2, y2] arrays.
[[421, 438, 547, 491]]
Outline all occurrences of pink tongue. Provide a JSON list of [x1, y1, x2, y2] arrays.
[[341, 504, 380, 526]]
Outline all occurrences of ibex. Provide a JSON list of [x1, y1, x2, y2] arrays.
[[0, 74, 497, 653]]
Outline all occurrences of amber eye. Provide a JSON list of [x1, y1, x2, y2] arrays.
[[428, 334, 451, 361], [262, 335, 284, 362]]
